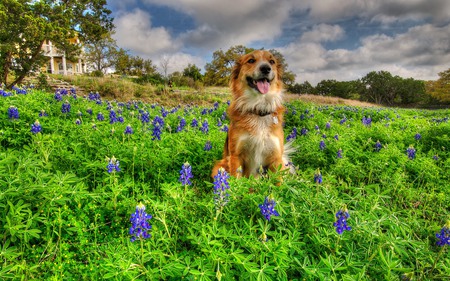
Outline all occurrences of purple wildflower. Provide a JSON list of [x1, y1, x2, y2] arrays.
[[407, 146, 416, 160], [124, 125, 133, 134], [213, 167, 230, 209], [200, 120, 209, 134], [31, 120, 42, 134], [129, 203, 152, 242], [337, 148, 343, 159], [436, 222, 450, 246], [314, 169, 323, 184], [286, 127, 297, 141], [179, 162, 193, 186], [106, 156, 120, 173], [204, 140, 212, 151], [8, 106, 19, 119], [97, 112, 105, 121], [259, 195, 280, 221], [333, 207, 352, 234], [375, 140, 382, 152], [319, 140, 326, 150], [414, 133, 422, 141], [61, 101, 71, 113]]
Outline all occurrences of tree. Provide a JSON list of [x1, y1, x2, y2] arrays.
[[288, 81, 316, 94], [84, 32, 118, 74], [114, 48, 131, 76], [0, 0, 113, 88], [268, 48, 296, 86], [204, 45, 252, 86], [426, 68, 450, 102], [360, 71, 401, 105], [183, 64, 203, 81]]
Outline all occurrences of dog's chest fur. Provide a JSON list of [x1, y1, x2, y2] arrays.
[[236, 114, 281, 174]]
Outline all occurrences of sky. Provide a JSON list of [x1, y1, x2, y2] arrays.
[[107, 0, 450, 85]]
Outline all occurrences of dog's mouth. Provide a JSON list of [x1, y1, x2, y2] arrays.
[[246, 77, 271, 94]]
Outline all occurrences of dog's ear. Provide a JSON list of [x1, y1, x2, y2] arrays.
[[231, 59, 242, 81], [276, 59, 284, 83]]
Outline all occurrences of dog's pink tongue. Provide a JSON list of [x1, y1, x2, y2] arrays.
[[256, 80, 270, 94]]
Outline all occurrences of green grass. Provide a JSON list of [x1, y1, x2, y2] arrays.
[[1, 88, 449, 280]]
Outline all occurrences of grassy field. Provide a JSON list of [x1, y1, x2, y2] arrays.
[[1, 86, 449, 280]]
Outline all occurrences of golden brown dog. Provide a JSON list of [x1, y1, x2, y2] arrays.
[[212, 50, 292, 178]]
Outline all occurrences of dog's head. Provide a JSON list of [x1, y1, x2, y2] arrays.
[[231, 50, 283, 96]]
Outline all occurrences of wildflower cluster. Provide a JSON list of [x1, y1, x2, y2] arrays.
[[407, 145, 416, 160], [31, 120, 42, 134], [333, 208, 352, 234], [213, 168, 230, 210], [129, 203, 152, 242], [314, 169, 323, 184], [436, 222, 450, 246], [259, 195, 280, 221], [106, 156, 120, 173], [179, 162, 193, 186], [8, 106, 19, 119]]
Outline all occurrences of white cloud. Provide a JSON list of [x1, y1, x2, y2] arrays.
[[281, 23, 450, 85], [113, 9, 180, 57], [300, 24, 345, 43], [143, 0, 292, 50], [153, 52, 206, 75]]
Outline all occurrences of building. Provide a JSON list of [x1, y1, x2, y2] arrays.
[[41, 37, 87, 75]]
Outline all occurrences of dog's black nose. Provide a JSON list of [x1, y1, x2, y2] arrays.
[[260, 64, 271, 75]]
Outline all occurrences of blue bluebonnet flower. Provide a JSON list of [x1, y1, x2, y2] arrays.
[[54, 92, 63, 101], [337, 148, 343, 159], [259, 195, 280, 221], [414, 133, 422, 140], [204, 140, 212, 151], [314, 125, 319, 131], [39, 109, 48, 117], [140, 111, 150, 124], [200, 120, 209, 134], [191, 118, 199, 128], [61, 101, 71, 113], [213, 167, 230, 209], [221, 125, 228, 132], [152, 116, 164, 140], [433, 154, 439, 161], [124, 125, 133, 134], [326, 122, 331, 129], [201, 108, 208, 115], [407, 145, 416, 160], [362, 116, 372, 127], [217, 119, 222, 127], [375, 140, 382, 152], [339, 117, 347, 125], [106, 156, 120, 173], [97, 112, 105, 121], [300, 128, 308, 136], [129, 203, 152, 242], [221, 111, 227, 121], [179, 162, 193, 186], [118, 116, 124, 123], [31, 120, 42, 134], [286, 127, 297, 141], [436, 222, 450, 246], [333, 207, 352, 234], [314, 169, 323, 184], [109, 110, 118, 124], [8, 106, 19, 119], [1, 89, 12, 96], [334, 134, 339, 141], [177, 118, 186, 132], [322, 134, 327, 139], [75, 119, 81, 125], [86, 108, 93, 115], [319, 140, 326, 150]]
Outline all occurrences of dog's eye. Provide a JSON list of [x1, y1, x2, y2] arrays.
[[248, 58, 256, 64], [269, 59, 276, 65]]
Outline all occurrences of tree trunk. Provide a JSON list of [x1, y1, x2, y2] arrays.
[[2, 51, 12, 86], [7, 40, 45, 89]]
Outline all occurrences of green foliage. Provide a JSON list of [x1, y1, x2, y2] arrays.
[[0, 88, 449, 280], [0, 0, 113, 88], [426, 68, 450, 102]]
